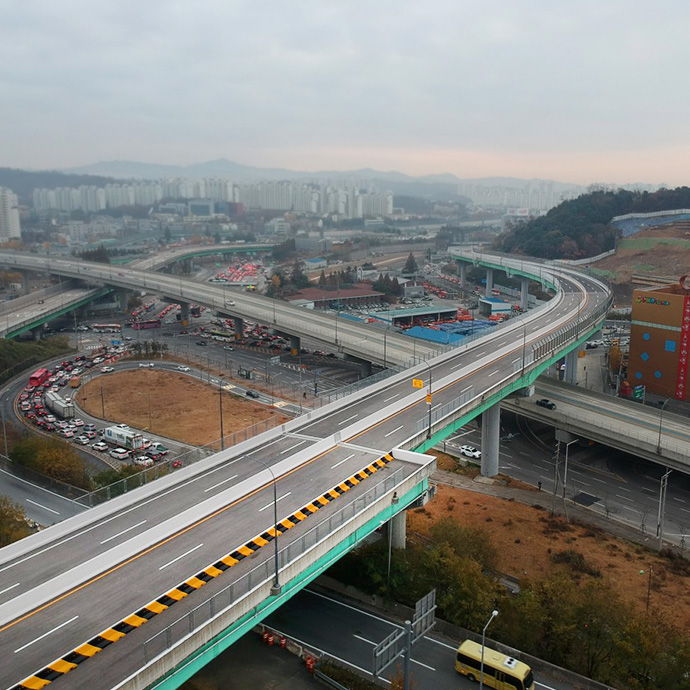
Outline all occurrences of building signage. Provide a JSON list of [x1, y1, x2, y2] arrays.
[[636, 296, 670, 306], [675, 296, 690, 400]]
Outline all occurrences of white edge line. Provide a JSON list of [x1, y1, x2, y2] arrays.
[[0, 582, 20, 596], [14, 615, 79, 653], [158, 543, 204, 571], [25, 499, 60, 516]]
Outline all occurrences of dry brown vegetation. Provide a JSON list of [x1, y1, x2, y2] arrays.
[[77, 370, 290, 447]]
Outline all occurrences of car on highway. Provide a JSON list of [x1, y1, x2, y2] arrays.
[[73, 418, 84, 426], [196, 341, 207, 346], [60, 429, 74, 439], [92, 441, 108, 452], [536, 398, 557, 410], [245, 389, 260, 399], [225, 300, 235, 306], [459, 445, 481, 459], [109, 447, 129, 460], [223, 345, 234, 351], [100, 366, 115, 373], [176, 365, 191, 372], [74, 435, 90, 445], [138, 362, 155, 368], [84, 423, 96, 432]]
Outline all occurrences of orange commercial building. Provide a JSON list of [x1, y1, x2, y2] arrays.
[[629, 280, 690, 400]]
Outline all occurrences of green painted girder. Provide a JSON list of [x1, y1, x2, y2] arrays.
[[5, 287, 113, 339], [147, 477, 429, 690]]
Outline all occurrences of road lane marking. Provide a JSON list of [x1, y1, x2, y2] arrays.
[[412, 658, 435, 671], [384, 425, 404, 438], [280, 440, 307, 454], [451, 361, 464, 370], [159, 543, 204, 570], [331, 453, 355, 470], [0, 582, 20, 596], [338, 414, 359, 426], [488, 369, 500, 377], [14, 615, 79, 653], [204, 474, 239, 493], [460, 386, 473, 393], [100, 520, 147, 544], [383, 394, 400, 402], [25, 499, 59, 515], [424, 635, 456, 650], [259, 492, 291, 512]]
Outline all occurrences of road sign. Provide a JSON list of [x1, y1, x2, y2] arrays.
[[426, 393, 432, 404], [412, 378, 423, 389]]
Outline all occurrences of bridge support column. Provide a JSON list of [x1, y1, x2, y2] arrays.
[[179, 301, 190, 327], [484, 268, 494, 297], [233, 317, 244, 339], [520, 277, 530, 310], [18, 270, 31, 295], [180, 258, 193, 276], [458, 261, 468, 288], [31, 326, 43, 341], [480, 403, 500, 477], [116, 289, 130, 313], [564, 349, 579, 385], [389, 509, 406, 549], [289, 335, 300, 357]]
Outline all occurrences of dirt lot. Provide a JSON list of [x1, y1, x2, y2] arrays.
[[77, 370, 290, 447], [409, 470, 690, 631]]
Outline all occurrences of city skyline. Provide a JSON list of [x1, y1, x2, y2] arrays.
[[2, 2, 689, 186]]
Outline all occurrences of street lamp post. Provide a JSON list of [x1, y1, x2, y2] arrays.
[[562, 438, 579, 499], [657, 398, 670, 454], [639, 566, 653, 614], [252, 458, 281, 596], [422, 361, 433, 439], [657, 468, 672, 552], [480, 610, 499, 690]]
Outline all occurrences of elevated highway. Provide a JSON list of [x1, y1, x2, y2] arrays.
[[503, 378, 690, 472], [0, 252, 440, 367], [0, 253, 611, 690]]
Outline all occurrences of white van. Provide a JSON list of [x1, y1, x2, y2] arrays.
[[109, 447, 130, 461]]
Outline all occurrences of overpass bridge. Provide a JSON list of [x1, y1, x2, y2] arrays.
[[0, 253, 612, 690], [0, 251, 440, 368], [503, 378, 690, 473]]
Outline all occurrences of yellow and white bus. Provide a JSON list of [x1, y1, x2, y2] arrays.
[[455, 639, 535, 690]]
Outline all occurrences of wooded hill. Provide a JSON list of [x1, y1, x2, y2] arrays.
[[493, 186, 690, 259]]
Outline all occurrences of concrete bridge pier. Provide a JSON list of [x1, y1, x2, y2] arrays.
[[564, 348, 579, 385], [480, 402, 501, 477], [180, 258, 193, 276], [31, 326, 43, 341], [289, 335, 301, 356], [457, 260, 468, 288], [520, 277, 530, 310], [484, 268, 494, 297], [389, 507, 407, 549], [116, 289, 130, 313], [18, 269, 31, 295], [232, 316, 244, 339], [179, 301, 190, 327]]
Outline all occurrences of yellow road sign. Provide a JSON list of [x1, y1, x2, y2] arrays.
[[412, 378, 424, 389], [426, 393, 432, 404]]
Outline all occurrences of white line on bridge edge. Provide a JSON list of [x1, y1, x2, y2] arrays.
[[100, 520, 147, 544], [204, 474, 239, 493], [331, 453, 355, 470], [159, 543, 204, 570], [259, 492, 291, 512], [338, 414, 359, 426], [14, 616, 79, 653], [0, 582, 20, 596], [384, 425, 404, 438], [25, 499, 59, 515]]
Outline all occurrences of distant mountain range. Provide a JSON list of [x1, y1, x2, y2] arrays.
[[61, 158, 583, 194]]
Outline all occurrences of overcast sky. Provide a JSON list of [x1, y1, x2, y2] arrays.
[[2, 1, 689, 185]]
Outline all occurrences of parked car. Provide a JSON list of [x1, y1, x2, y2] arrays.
[[536, 398, 557, 410], [109, 447, 130, 460], [196, 341, 207, 347], [460, 445, 482, 459], [223, 345, 234, 351], [134, 456, 154, 468]]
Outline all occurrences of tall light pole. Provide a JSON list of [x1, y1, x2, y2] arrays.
[[218, 374, 225, 450], [657, 468, 672, 552], [1, 393, 8, 457], [480, 610, 499, 690], [422, 361, 433, 439], [656, 398, 670, 454], [562, 438, 579, 499], [252, 457, 281, 596]]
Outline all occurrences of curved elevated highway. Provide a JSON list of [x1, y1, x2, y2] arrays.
[[0, 252, 611, 690]]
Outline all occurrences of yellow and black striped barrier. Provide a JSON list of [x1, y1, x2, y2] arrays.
[[11, 452, 395, 689]]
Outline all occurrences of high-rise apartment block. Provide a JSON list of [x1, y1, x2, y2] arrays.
[[0, 187, 21, 241]]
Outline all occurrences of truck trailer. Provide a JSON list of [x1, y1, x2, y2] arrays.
[[104, 425, 144, 451], [45, 391, 75, 420]]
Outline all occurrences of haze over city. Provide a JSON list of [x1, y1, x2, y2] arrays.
[[2, 1, 689, 186]]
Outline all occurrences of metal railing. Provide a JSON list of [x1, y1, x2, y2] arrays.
[[141, 467, 406, 662]]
